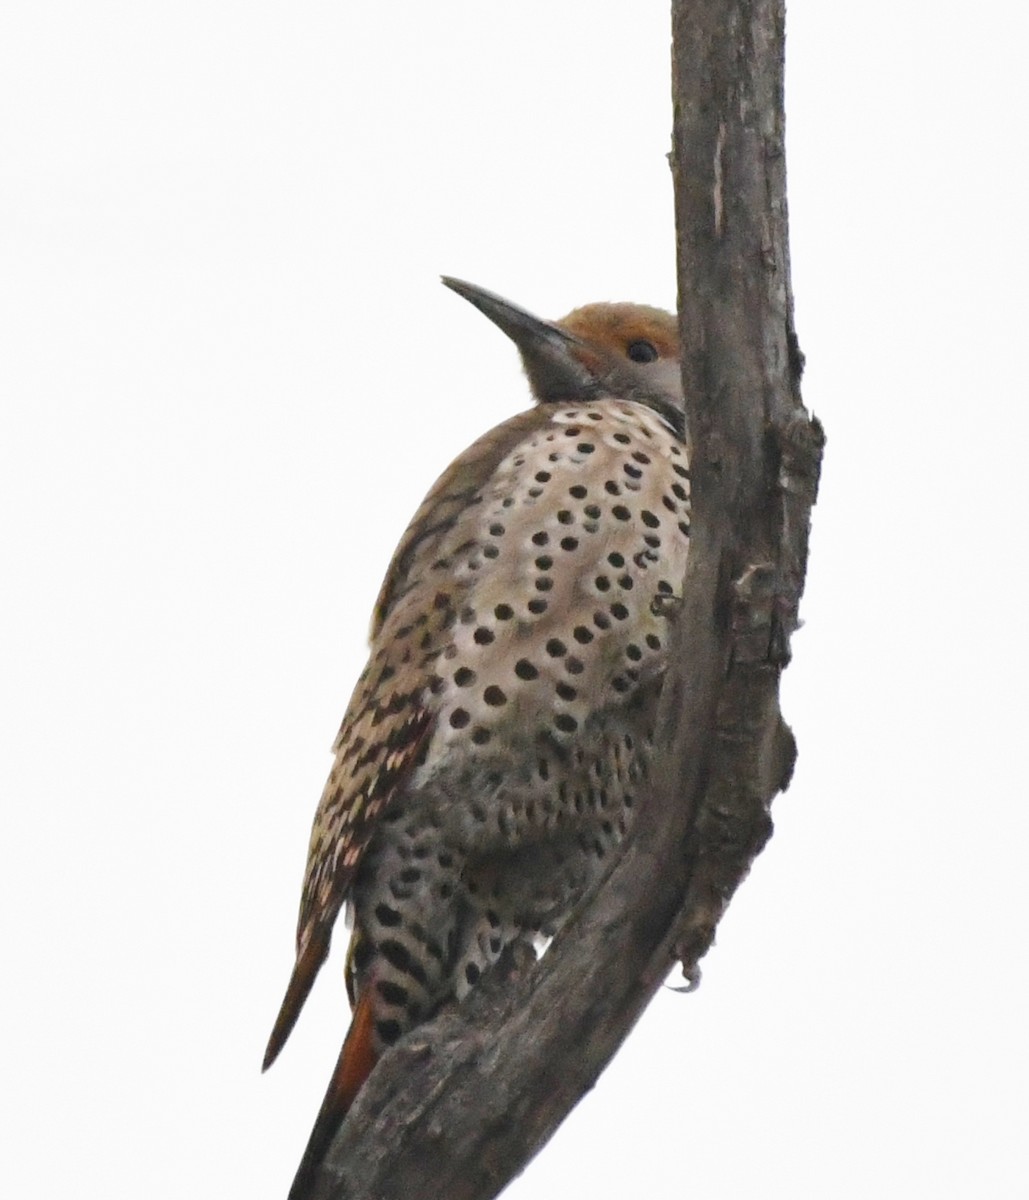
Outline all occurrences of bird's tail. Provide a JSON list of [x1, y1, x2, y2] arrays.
[[263, 926, 330, 1072], [287, 986, 379, 1200]]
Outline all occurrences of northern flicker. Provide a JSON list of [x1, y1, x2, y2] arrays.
[[265, 277, 691, 1198]]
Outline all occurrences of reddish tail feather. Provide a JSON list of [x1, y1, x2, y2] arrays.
[[286, 987, 379, 1200]]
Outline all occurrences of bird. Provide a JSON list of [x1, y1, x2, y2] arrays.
[[265, 277, 691, 1198]]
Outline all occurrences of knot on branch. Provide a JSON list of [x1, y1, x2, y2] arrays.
[[775, 411, 825, 500], [672, 788, 776, 979], [727, 410, 825, 671], [730, 562, 790, 666]]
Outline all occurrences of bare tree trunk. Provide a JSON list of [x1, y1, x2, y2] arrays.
[[305, 3, 823, 1197]]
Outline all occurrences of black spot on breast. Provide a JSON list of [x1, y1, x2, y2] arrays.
[[376, 979, 408, 1006], [376, 1019, 403, 1044], [378, 939, 428, 985], [375, 903, 402, 928]]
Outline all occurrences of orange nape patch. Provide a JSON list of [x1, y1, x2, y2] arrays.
[[557, 302, 679, 362]]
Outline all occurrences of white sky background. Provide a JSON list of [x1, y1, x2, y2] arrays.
[[2, 2, 1027, 1197]]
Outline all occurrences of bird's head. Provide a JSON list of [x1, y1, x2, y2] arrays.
[[442, 277, 683, 433]]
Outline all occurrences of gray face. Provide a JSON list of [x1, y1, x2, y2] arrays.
[[593, 353, 684, 416]]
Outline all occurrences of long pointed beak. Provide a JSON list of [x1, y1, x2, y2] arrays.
[[441, 276, 598, 402]]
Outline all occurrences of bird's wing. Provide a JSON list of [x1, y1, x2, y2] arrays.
[[263, 406, 546, 1069], [370, 407, 547, 636]]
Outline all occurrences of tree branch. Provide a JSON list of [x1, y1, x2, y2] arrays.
[[305, 3, 823, 1197]]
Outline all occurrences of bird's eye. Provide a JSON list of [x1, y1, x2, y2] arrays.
[[626, 340, 659, 364]]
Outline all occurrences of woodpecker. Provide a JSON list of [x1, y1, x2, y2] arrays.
[[265, 277, 690, 1198]]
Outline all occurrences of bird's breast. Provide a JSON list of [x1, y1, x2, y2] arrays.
[[406, 397, 692, 783]]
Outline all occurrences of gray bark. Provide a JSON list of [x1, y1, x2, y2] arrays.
[[305, 3, 823, 1196]]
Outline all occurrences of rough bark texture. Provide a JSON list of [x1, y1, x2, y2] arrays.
[[305, 3, 823, 1197]]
